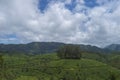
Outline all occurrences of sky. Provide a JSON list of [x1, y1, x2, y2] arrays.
[[0, 0, 120, 47]]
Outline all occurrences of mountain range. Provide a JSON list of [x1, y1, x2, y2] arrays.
[[0, 42, 120, 54]]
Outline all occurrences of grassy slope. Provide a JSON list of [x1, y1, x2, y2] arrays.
[[108, 54, 120, 69], [1, 53, 120, 80]]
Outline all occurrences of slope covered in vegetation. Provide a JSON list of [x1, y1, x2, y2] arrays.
[[0, 53, 120, 80]]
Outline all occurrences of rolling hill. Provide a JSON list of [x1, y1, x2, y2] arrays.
[[0, 42, 65, 54], [1, 54, 120, 80], [0, 42, 114, 54]]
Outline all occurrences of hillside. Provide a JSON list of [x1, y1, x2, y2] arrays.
[[105, 44, 120, 52], [0, 42, 113, 54], [108, 54, 120, 69], [0, 42, 65, 54], [1, 54, 120, 80]]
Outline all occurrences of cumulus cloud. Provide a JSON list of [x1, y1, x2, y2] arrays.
[[0, 0, 120, 47]]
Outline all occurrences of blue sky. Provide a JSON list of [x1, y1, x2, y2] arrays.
[[84, 0, 99, 8], [0, 0, 120, 47], [38, 0, 99, 12]]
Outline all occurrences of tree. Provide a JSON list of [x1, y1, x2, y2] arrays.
[[0, 54, 4, 79], [0, 54, 3, 68], [57, 44, 82, 59]]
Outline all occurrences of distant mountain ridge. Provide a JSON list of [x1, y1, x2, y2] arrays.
[[105, 44, 120, 51], [0, 42, 120, 54], [0, 42, 65, 54]]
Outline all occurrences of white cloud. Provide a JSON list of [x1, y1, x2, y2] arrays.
[[0, 0, 120, 47]]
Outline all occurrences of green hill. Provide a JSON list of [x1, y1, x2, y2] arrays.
[[108, 54, 120, 69], [1, 54, 120, 80], [0, 42, 111, 54]]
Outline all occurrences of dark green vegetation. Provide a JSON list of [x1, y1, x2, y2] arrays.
[[57, 45, 82, 59], [0, 42, 65, 54], [0, 54, 3, 67], [0, 43, 120, 80], [0, 52, 120, 80], [1, 42, 120, 54]]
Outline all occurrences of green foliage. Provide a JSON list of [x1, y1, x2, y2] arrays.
[[0, 54, 3, 68], [1, 53, 120, 80], [0, 54, 4, 79], [109, 74, 116, 80], [15, 76, 38, 80], [106, 53, 120, 69], [57, 45, 82, 59], [0, 42, 64, 54]]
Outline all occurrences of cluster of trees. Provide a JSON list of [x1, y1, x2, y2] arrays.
[[0, 54, 3, 68], [57, 45, 82, 59], [0, 54, 3, 79]]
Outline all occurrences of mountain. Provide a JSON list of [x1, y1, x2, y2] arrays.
[[79, 45, 108, 53], [105, 44, 120, 52], [0, 42, 119, 54], [0, 42, 65, 54]]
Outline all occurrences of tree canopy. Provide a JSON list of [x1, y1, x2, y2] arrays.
[[57, 44, 82, 59], [0, 54, 3, 67]]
